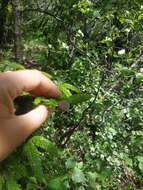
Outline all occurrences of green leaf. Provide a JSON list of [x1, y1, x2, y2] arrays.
[[23, 140, 43, 178], [31, 136, 60, 156], [61, 83, 80, 93], [0, 60, 25, 71], [0, 176, 4, 190], [59, 83, 80, 97], [87, 172, 98, 188], [34, 97, 58, 107], [121, 67, 134, 76], [124, 156, 133, 167], [137, 156, 143, 171], [116, 64, 135, 76], [72, 167, 86, 184], [43, 99, 58, 107], [65, 94, 92, 104], [120, 67, 135, 76], [59, 86, 72, 97], [6, 177, 21, 190], [29, 177, 37, 184], [65, 157, 76, 169], [34, 97, 43, 105], [34, 94, 91, 108], [48, 177, 66, 190], [136, 73, 143, 83]]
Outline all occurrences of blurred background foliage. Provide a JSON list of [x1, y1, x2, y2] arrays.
[[0, 0, 143, 189]]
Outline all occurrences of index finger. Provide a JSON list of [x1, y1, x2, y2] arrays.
[[0, 70, 60, 99]]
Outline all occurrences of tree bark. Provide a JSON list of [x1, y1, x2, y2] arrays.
[[12, 0, 23, 62], [0, 0, 10, 47]]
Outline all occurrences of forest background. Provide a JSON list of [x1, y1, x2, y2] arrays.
[[0, 0, 143, 190]]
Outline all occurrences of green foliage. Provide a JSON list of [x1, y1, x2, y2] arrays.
[[23, 139, 43, 179], [34, 94, 92, 108], [6, 176, 21, 190], [0, 60, 25, 71], [137, 156, 143, 172], [0, 176, 4, 190], [34, 97, 58, 107], [59, 83, 80, 96], [136, 73, 143, 83], [0, 0, 143, 189], [47, 177, 66, 190], [71, 167, 86, 184]]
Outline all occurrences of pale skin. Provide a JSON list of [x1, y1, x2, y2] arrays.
[[0, 70, 60, 161]]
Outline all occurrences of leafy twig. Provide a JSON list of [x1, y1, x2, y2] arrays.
[[59, 72, 105, 147]]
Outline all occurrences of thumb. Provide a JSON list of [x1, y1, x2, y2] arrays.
[[0, 105, 48, 161], [15, 105, 48, 141]]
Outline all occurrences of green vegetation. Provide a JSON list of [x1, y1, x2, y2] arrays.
[[0, 0, 143, 189]]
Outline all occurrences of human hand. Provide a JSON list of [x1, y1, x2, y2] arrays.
[[0, 70, 60, 161]]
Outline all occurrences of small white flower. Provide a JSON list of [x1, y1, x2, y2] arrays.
[[62, 42, 69, 50], [77, 30, 84, 37], [105, 37, 112, 41], [118, 49, 125, 55], [48, 44, 52, 48], [124, 28, 131, 33]]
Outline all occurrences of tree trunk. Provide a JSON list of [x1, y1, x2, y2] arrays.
[[0, 0, 10, 47], [12, 0, 23, 62]]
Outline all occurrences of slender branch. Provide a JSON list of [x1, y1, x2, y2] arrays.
[[23, 8, 64, 22], [131, 51, 143, 68]]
